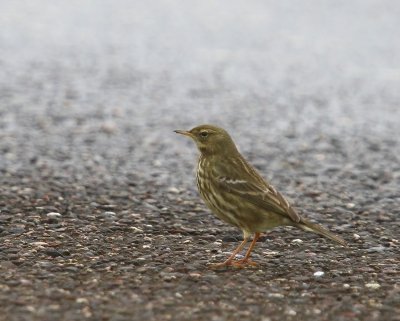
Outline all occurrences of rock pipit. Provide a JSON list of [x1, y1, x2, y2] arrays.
[[175, 125, 347, 268]]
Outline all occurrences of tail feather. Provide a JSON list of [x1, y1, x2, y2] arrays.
[[296, 218, 347, 247]]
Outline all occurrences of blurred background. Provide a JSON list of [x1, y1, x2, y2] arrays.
[[1, 0, 399, 189]]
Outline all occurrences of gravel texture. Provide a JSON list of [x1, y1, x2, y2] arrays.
[[1, 1, 400, 321]]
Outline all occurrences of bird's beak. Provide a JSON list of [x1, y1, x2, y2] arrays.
[[174, 130, 194, 138]]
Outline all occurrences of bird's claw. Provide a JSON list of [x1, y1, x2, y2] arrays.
[[236, 258, 258, 267]]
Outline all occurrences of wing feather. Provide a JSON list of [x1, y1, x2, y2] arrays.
[[216, 176, 301, 223]]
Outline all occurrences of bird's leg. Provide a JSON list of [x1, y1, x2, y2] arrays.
[[236, 232, 261, 266], [209, 236, 249, 269]]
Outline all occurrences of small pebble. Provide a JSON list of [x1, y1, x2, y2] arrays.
[[23, 305, 36, 313], [313, 271, 325, 277], [365, 282, 381, 289], [44, 249, 63, 257], [167, 187, 180, 194], [19, 278, 32, 286], [76, 298, 89, 304], [47, 212, 62, 219], [353, 233, 361, 240], [366, 246, 387, 253], [100, 121, 117, 134], [263, 251, 279, 256], [130, 227, 144, 233], [189, 273, 202, 278], [285, 308, 297, 316], [162, 274, 176, 282], [291, 239, 303, 244], [268, 293, 284, 298], [31, 242, 48, 247], [346, 203, 356, 209]]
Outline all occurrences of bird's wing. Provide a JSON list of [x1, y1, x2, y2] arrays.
[[215, 175, 301, 223]]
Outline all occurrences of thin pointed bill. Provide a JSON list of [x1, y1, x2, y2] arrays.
[[174, 130, 194, 138]]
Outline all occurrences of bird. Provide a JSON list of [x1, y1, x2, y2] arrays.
[[174, 124, 347, 268]]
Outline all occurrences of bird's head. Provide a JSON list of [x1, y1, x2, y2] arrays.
[[174, 124, 238, 155]]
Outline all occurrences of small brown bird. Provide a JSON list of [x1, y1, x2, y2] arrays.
[[175, 125, 347, 268]]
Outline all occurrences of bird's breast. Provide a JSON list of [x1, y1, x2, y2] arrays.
[[196, 157, 243, 227]]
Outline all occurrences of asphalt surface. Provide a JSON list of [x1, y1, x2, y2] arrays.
[[0, 1, 399, 321]]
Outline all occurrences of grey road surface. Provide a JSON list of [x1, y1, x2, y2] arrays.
[[0, 1, 399, 321]]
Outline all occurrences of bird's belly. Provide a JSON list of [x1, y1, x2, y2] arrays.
[[198, 187, 241, 227], [198, 181, 288, 232], [234, 200, 289, 232]]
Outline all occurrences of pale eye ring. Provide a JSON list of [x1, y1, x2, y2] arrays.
[[200, 131, 208, 138]]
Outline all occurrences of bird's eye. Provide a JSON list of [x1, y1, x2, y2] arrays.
[[200, 131, 208, 138]]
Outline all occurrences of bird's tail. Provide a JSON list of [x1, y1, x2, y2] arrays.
[[295, 218, 347, 247]]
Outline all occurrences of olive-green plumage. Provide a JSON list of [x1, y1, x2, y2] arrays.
[[175, 124, 346, 268]]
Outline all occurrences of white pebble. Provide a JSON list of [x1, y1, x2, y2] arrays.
[[268, 293, 284, 298], [100, 121, 117, 134], [291, 239, 303, 244], [353, 233, 361, 240], [130, 227, 143, 233], [189, 273, 202, 278], [19, 278, 32, 285], [31, 241, 48, 247], [343, 283, 350, 288], [263, 251, 279, 256], [346, 203, 356, 209], [365, 282, 381, 289], [25, 306, 36, 313], [46, 212, 61, 219], [285, 308, 297, 316], [313, 271, 325, 277], [167, 187, 180, 194]]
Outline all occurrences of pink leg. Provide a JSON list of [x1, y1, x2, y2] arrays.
[[236, 232, 260, 266], [209, 236, 249, 269]]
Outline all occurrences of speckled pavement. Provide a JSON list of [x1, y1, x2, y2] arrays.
[[0, 1, 399, 320]]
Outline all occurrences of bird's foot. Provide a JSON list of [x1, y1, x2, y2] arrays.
[[236, 258, 258, 267], [209, 259, 258, 269]]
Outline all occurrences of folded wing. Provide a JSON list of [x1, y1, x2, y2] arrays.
[[216, 175, 301, 223]]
